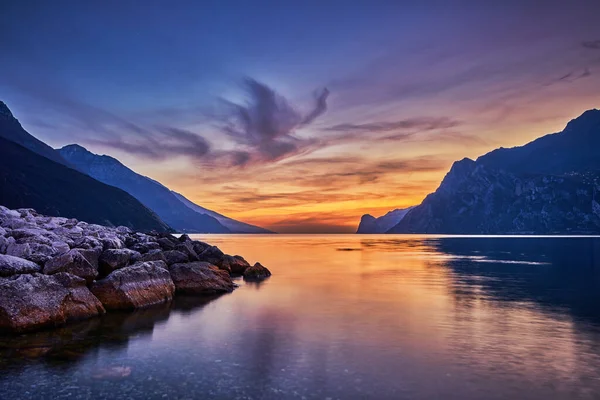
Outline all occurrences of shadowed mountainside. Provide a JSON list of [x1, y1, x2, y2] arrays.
[[0, 137, 171, 231], [59, 144, 231, 233]]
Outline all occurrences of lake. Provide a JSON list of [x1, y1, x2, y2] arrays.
[[2, 235, 600, 399]]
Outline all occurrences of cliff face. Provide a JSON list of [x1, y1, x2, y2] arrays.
[[389, 109, 600, 234], [357, 207, 414, 233]]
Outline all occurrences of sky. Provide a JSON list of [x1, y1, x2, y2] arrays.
[[1, 0, 600, 233]]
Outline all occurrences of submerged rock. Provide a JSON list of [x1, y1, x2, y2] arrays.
[[0, 273, 105, 333], [169, 262, 235, 295], [243, 262, 272, 281], [90, 261, 175, 310], [0, 254, 41, 277]]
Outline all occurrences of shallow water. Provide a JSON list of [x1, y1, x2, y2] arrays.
[[2, 235, 600, 399]]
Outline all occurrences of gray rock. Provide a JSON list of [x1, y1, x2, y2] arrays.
[[156, 237, 177, 251], [90, 261, 174, 310], [163, 250, 189, 265], [139, 249, 167, 263], [6, 242, 31, 259], [101, 236, 124, 250], [175, 242, 199, 261], [0, 272, 105, 332], [0, 254, 41, 277], [52, 241, 71, 255], [43, 249, 98, 284], [98, 249, 140, 276], [197, 245, 224, 265], [169, 262, 235, 294]]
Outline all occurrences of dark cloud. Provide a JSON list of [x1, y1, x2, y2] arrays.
[[300, 88, 330, 125], [582, 40, 600, 50], [548, 67, 592, 86], [88, 126, 211, 161], [216, 77, 328, 165], [325, 117, 461, 133]]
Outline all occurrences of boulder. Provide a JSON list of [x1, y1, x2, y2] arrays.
[[175, 242, 199, 261], [90, 261, 174, 310], [43, 249, 98, 284], [51, 241, 71, 255], [221, 255, 251, 275], [98, 248, 140, 276], [78, 247, 102, 270], [101, 236, 124, 250], [6, 242, 31, 259], [178, 234, 192, 243], [0, 273, 105, 332], [169, 262, 235, 295], [163, 250, 189, 265], [26, 243, 56, 266], [139, 249, 167, 263], [191, 240, 210, 255], [243, 262, 272, 281], [197, 245, 224, 265], [0, 254, 41, 277], [0, 235, 10, 253], [156, 237, 177, 251]]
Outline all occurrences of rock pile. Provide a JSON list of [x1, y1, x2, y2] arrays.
[[0, 206, 271, 332]]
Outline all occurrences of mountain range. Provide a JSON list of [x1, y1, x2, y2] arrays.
[[0, 101, 269, 233], [380, 109, 600, 234]]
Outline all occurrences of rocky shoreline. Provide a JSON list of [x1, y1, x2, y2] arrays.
[[0, 206, 271, 333]]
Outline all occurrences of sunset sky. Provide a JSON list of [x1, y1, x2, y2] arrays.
[[1, 1, 600, 232]]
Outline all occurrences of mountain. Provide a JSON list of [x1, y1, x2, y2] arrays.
[[0, 137, 171, 231], [356, 207, 413, 233], [0, 101, 72, 167], [388, 109, 600, 234], [58, 144, 231, 233], [171, 191, 272, 233]]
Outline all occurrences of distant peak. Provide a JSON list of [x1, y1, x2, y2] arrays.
[[564, 108, 600, 134], [0, 101, 15, 120], [60, 144, 92, 154], [360, 214, 376, 222], [450, 157, 476, 170]]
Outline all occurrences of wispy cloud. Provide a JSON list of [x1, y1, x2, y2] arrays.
[[325, 117, 461, 133], [582, 40, 600, 50], [89, 126, 211, 161], [216, 77, 329, 165]]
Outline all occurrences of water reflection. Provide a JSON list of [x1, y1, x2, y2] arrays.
[[1, 235, 600, 399], [0, 295, 222, 368]]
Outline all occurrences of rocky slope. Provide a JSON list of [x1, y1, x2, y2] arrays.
[[0, 137, 171, 232], [0, 205, 270, 332], [356, 207, 414, 233], [59, 144, 230, 233], [389, 109, 600, 234]]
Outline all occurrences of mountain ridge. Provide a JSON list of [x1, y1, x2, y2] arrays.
[[0, 101, 72, 168], [387, 109, 600, 234], [59, 144, 269, 233]]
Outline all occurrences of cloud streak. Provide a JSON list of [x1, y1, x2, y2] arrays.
[[325, 117, 461, 133], [216, 78, 329, 165]]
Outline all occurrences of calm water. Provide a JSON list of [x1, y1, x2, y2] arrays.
[[2, 235, 600, 399]]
